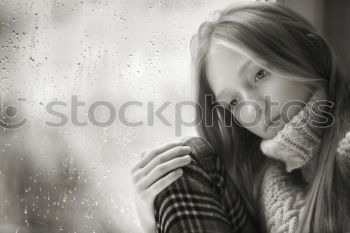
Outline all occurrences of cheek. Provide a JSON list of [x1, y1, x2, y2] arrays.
[[234, 77, 312, 139], [261, 75, 307, 99], [261, 77, 311, 115], [278, 90, 311, 123]]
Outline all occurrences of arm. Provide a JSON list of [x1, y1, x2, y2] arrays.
[[154, 137, 260, 233], [130, 141, 193, 233]]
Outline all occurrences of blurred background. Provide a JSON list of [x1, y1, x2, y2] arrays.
[[0, 0, 348, 232]]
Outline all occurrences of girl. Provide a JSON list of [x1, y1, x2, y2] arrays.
[[130, 2, 350, 233]]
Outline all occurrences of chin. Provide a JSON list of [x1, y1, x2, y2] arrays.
[[257, 124, 283, 140], [243, 121, 285, 140], [261, 130, 278, 140]]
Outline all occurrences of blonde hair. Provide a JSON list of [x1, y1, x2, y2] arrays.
[[190, 2, 350, 232]]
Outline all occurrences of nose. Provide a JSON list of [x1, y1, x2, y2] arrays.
[[234, 92, 264, 127]]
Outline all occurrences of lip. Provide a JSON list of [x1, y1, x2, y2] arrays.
[[269, 114, 280, 125], [263, 114, 281, 130]]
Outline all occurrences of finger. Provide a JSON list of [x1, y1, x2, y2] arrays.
[[133, 145, 192, 182], [130, 153, 146, 177], [139, 155, 192, 189], [131, 141, 184, 174], [147, 168, 183, 197]]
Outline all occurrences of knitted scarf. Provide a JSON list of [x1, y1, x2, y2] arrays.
[[259, 85, 328, 179], [253, 86, 350, 233]]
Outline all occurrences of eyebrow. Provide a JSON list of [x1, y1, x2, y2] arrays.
[[215, 60, 252, 101], [238, 60, 252, 77]]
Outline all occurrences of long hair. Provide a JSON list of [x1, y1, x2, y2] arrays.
[[190, 2, 350, 233]]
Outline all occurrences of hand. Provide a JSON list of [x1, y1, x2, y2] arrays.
[[130, 140, 193, 233]]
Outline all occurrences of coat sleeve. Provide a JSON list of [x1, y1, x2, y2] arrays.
[[153, 137, 259, 233]]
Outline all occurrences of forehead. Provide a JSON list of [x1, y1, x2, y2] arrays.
[[206, 44, 251, 73], [205, 43, 253, 93]]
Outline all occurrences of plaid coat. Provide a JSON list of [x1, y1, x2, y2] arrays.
[[154, 137, 259, 233]]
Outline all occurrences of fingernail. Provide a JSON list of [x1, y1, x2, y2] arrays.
[[184, 146, 191, 151], [184, 155, 192, 162]]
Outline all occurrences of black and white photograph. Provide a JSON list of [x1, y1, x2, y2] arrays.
[[0, 0, 349, 232]]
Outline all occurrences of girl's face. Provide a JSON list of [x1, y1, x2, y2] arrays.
[[206, 43, 312, 140]]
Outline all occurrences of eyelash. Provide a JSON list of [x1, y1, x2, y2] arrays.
[[254, 69, 267, 83], [228, 99, 238, 111], [229, 69, 267, 109]]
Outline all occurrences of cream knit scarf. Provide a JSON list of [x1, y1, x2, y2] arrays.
[[255, 85, 350, 233], [260, 85, 329, 176]]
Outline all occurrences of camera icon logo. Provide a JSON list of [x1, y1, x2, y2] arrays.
[[0, 98, 27, 129]]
